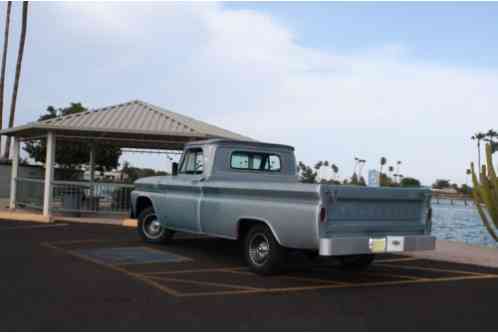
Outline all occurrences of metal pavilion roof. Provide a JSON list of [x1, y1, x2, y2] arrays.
[[0, 100, 253, 149]]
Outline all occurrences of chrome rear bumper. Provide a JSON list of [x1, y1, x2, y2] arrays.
[[319, 235, 436, 256]]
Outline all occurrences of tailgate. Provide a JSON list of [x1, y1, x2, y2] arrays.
[[321, 185, 431, 237]]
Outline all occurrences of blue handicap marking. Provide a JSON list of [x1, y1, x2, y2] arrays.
[[75, 246, 191, 265]]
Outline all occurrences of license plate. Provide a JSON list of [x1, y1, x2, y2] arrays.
[[369, 238, 386, 253]]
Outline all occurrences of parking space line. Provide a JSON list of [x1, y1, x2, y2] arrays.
[[311, 266, 420, 281], [225, 268, 352, 286], [376, 263, 487, 276], [177, 283, 348, 297], [41, 239, 498, 299], [41, 242, 182, 297], [176, 273, 498, 298], [144, 267, 246, 276], [148, 275, 263, 291]]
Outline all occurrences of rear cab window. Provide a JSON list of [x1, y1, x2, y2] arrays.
[[230, 151, 281, 172]]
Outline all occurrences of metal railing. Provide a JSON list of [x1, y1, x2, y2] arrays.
[[51, 181, 134, 214], [15, 177, 44, 210], [15, 178, 135, 214]]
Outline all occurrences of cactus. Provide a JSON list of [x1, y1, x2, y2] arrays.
[[470, 143, 498, 242]]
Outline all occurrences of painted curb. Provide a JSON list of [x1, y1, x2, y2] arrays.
[[122, 219, 138, 228], [0, 211, 51, 224]]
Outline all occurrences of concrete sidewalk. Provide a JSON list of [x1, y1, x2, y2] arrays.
[[410, 240, 498, 268]]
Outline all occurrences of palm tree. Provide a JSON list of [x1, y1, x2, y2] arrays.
[[5, 1, 28, 158], [395, 160, 402, 183], [471, 132, 486, 168], [358, 159, 366, 180], [379, 157, 387, 185], [465, 168, 471, 185], [331, 163, 338, 180], [485, 129, 497, 142], [0, 2, 11, 132], [388, 165, 394, 182], [0, 2, 11, 158]]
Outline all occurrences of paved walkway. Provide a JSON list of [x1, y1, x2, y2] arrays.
[[410, 240, 498, 268]]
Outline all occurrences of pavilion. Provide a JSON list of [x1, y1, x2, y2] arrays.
[[0, 100, 252, 218]]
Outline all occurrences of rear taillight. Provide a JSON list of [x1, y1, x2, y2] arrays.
[[319, 207, 327, 223]]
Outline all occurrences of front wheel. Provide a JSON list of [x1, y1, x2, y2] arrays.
[[338, 254, 375, 270], [244, 224, 286, 275], [137, 207, 175, 244]]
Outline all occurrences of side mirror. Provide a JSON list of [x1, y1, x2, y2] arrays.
[[172, 162, 179, 176]]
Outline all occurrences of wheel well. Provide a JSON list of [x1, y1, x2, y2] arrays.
[[237, 219, 272, 241], [135, 196, 153, 217]]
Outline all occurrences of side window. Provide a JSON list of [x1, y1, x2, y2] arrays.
[[230, 151, 281, 172], [180, 149, 204, 174]]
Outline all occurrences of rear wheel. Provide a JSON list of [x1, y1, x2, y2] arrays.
[[338, 254, 375, 270], [244, 224, 286, 275], [137, 207, 174, 244]]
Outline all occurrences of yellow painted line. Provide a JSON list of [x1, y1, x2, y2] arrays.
[[376, 263, 487, 276], [177, 283, 348, 297], [144, 267, 246, 276], [225, 268, 352, 286], [363, 271, 420, 280], [309, 266, 419, 281], [177, 273, 498, 298], [0, 211, 51, 223], [148, 275, 263, 291], [41, 242, 181, 297]]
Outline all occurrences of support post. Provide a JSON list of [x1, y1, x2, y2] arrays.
[[9, 137, 19, 209], [89, 143, 95, 184], [43, 132, 55, 217]]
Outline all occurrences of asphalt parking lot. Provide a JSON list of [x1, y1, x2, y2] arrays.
[[1, 220, 498, 330]]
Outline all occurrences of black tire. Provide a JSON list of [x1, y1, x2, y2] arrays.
[[338, 254, 375, 270], [137, 206, 174, 244], [243, 224, 286, 275]]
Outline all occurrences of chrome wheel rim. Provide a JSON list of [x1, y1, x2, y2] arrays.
[[142, 214, 165, 240], [249, 233, 270, 266]]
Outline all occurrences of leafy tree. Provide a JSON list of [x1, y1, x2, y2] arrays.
[[122, 161, 169, 183], [24, 103, 122, 172], [400, 177, 421, 187], [459, 184, 472, 195], [350, 172, 359, 185], [432, 179, 451, 189], [298, 161, 317, 183]]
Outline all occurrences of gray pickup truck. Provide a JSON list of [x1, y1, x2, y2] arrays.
[[130, 139, 435, 274]]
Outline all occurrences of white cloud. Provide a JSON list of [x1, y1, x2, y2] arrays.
[[16, 3, 498, 184]]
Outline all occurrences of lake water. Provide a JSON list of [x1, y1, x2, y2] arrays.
[[431, 199, 497, 248]]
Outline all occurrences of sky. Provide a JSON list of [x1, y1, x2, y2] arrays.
[[1, 1, 497, 185]]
